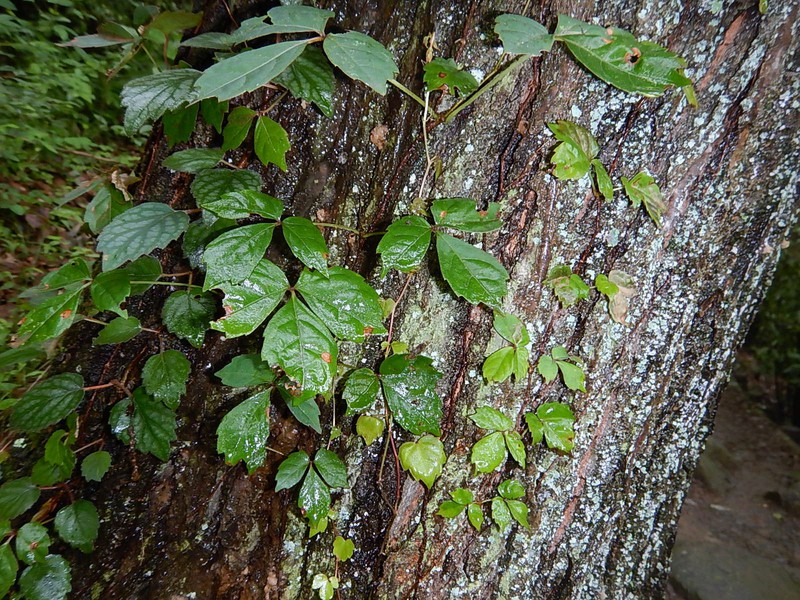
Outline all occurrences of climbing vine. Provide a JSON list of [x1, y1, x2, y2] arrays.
[[0, 4, 692, 598]]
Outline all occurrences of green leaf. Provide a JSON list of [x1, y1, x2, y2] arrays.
[[183, 217, 236, 269], [221, 106, 257, 151], [142, 350, 191, 409], [0, 478, 40, 521], [15, 522, 50, 565], [398, 434, 446, 489], [553, 15, 692, 97], [215, 354, 275, 387], [333, 536, 355, 562], [90, 269, 131, 317], [323, 32, 399, 95], [548, 120, 599, 161], [595, 274, 619, 298], [54, 500, 98, 553], [495, 14, 554, 56], [254, 116, 290, 171], [493, 312, 528, 344], [497, 479, 525, 500], [343, 368, 380, 414], [282, 217, 329, 275], [274, 45, 335, 117], [262, 297, 337, 394], [298, 467, 330, 525], [203, 223, 276, 290], [491, 497, 512, 530], [312, 573, 338, 600], [423, 58, 478, 96], [162, 103, 199, 147], [0, 543, 15, 599], [535, 402, 576, 452], [376, 215, 432, 276], [469, 406, 513, 431], [537, 354, 558, 383], [40, 258, 91, 290], [451, 488, 474, 505], [467, 502, 484, 531], [109, 398, 132, 444], [162, 148, 225, 173], [551, 140, 591, 180], [81, 451, 112, 482], [200, 99, 228, 133], [97, 203, 189, 271], [10, 373, 84, 432], [506, 499, 530, 528], [314, 449, 348, 488], [16, 283, 84, 344], [18, 554, 71, 600], [296, 267, 386, 341], [162, 292, 216, 348], [84, 185, 131, 234], [504, 431, 526, 468], [437, 500, 466, 518], [283, 393, 322, 433], [512, 346, 529, 381], [191, 167, 263, 209], [216, 390, 270, 473], [31, 459, 69, 487], [132, 388, 177, 460], [436, 233, 508, 308], [482, 347, 516, 383], [356, 415, 384, 445], [275, 451, 310, 491], [543, 264, 590, 307], [556, 360, 586, 392], [431, 198, 502, 232], [121, 68, 201, 135], [266, 5, 333, 35], [211, 259, 289, 338], [470, 431, 506, 473], [93, 316, 141, 345], [194, 39, 310, 101], [380, 354, 442, 436], [149, 10, 202, 35], [592, 159, 614, 202], [44, 431, 75, 473], [204, 190, 284, 220], [621, 171, 665, 227], [124, 256, 162, 295]]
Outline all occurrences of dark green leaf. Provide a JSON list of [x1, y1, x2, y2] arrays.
[[15, 522, 50, 565], [266, 5, 333, 35], [81, 451, 112, 482], [376, 215, 431, 276], [84, 185, 132, 234], [470, 431, 506, 473], [31, 459, 69, 487], [44, 431, 75, 472], [61, 33, 132, 47], [18, 554, 71, 600], [142, 350, 191, 409], [200, 99, 228, 133], [0, 478, 40, 521], [275, 45, 335, 117], [132, 388, 177, 460], [40, 258, 91, 291], [356, 415, 384, 445], [275, 451, 310, 491], [0, 543, 14, 598], [182, 217, 237, 269], [191, 167, 263, 209], [467, 503, 484, 531], [162, 292, 216, 348], [221, 106, 256, 151], [621, 171, 665, 227], [203, 223, 276, 290], [495, 14, 554, 56], [54, 500, 98, 552], [262, 297, 337, 394], [163, 148, 225, 173], [436, 233, 508, 308], [437, 500, 466, 518], [215, 354, 275, 387], [109, 398, 132, 444], [90, 269, 131, 317], [93, 316, 141, 345], [423, 58, 478, 96], [323, 32, 398, 95], [16, 283, 84, 344], [10, 373, 84, 432], [124, 256, 162, 295], [380, 354, 443, 436], [469, 406, 513, 431], [97, 203, 189, 271], [149, 10, 201, 34], [254, 116, 290, 171], [121, 69, 201, 135], [216, 390, 270, 473], [281, 391, 322, 433], [398, 434, 446, 489], [162, 103, 199, 147], [491, 497, 512, 530], [314, 448, 348, 488], [298, 467, 330, 526], [535, 402, 576, 451], [592, 159, 614, 202], [497, 479, 525, 500], [281, 217, 329, 275], [342, 368, 380, 414], [431, 198, 502, 232], [204, 190, 284, 220]]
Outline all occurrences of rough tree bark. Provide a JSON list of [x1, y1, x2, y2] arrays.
[[61, 0, 798, 598]]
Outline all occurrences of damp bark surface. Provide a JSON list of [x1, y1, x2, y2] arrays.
[[57, 0, 800, 598]]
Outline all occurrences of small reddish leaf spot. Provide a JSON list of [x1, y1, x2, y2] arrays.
[[60, 309, 72, 319], [478, 210, 488, 217], [18, 317, 26, 325], [438, 72, 447, 78], [321, 352, 332, 364], [606, 27, 614, 35], [439, 211, 447, 218], [223, 305, 234, 317], [363, 326, 374, 336]]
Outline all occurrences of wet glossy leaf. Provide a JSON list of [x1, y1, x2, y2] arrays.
[[275, 451, 310, 491], [451, 488, 474, 505], [469, 406, 513, 431], [211, 259, 289, 338], [423, 58, 478, 96], [431, 198, 502, 233], [467, 502, 484, 531], [491, 497, 512, 530], [436, 233, 508, 308], [376, 215, 431, 276], [18, 554, 71, 600], [622, 171, 665, 227], [93, 316, 141, 345], [162, 148, 224, 173], [109, 398, 132, 444], [203, 223, 276, 290], [204, 190, 284, 221], [142, 350, 191, 409], [495, 14, 554, 56], [0, 478, 40, 521], [15, 522, 50, 565], [97, 203, 188, 271], [507, 499, 530, 529], [532, 402, 576, 452], [162, 292, 216, 348], [81, 451, 112, 482], [221, 106, 256, 151], [437, 500, 466, 518], [470, 431, 506, 473], [54, 500, 98, 552], [323, 32, 398, 95], [592, 159, 613, 202], [298, 467, 330, 525], [217, 390, 270, 473], [132, 388, 177, 460], [191, 168, 262, 210], [282, 392, 322, 433], [333, 536, 355, 562], [10, 373, 84, 432], [380, 354, 442, 436], [275, 45, 335, 117], [312, 573, 338, 600], [398, 434, 446, 489], [124, 256, 162, 295], [16, 283, 84, 344], [356, 415, 384, 445], [254, 116, 290, 171], [121, 68, 201, 135], [498, 479, 525, 500], [314, 449, 348, 488], [282, 217, 329, 275], [216, 354, 275, 388], [504, 431, 526, 468], [343, 368, 380, 414], [182, 217, 237, 269], [0, 543, 14, 598]]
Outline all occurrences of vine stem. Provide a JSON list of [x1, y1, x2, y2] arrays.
[[259, 90, 288, 116], [315, 222, 361, 235], [74, 439, 104, 453], [416, 91, 435, 200], [385, 273, 415, 358], [444, 55, 527, 123], [388, 78, 428, 110]]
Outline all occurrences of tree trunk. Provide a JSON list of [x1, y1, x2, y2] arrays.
[[63, 0, 799, 598]]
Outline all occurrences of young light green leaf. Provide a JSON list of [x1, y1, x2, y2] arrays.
[[592, 159, 614, 202], [124, 255, 162, 295], [495, 14, 554, 56], [215, 354, 275, 388], [498, 479, 526, 500], [436, 233, 508, 308], [162, 292, 217, 348], [504, 431, 526, 468], [543, 264, 590, 307], [262, 297, 337, 394], [621, 171, 665, 227], [512, 347, 529, 381], [296, 267, 386, 341], [553, 15, 692, 97], [549, 120, 599, 161], [93, 316, 141, 345], [10, 373, 84, 432], [437, 500, 467, 519], [537, 354, 558, 384], [398, 434, 446, 489], [15, 522, 50, 565], [97, 203, 189, 271], [211, 259, 289, 338], [423, 58, 479, 96], [595, 274, 620, 298], [333, 536, 355, 562], [54, 500, 98, 553], [266, 5, 333, 35], [203, 223, 277, 290], [254, 116, 290, 171], [200, 98, 228, 133], [222, 106, 257, 151], [506, 499, 530, 529], [298, 467, 330, 526], [0, 478, 40, 521], [121, 69, 201, 135], [90, 269, 131, 317], [343, 368, 380, 414], [312, 573, 338, 600], [274, 45, 335, 117], [162, 148, 225, 173], [380, 354, 443, 436], [18, 554, 71, 600], [469, 406, 513, 431], [191, 167, 263, 209], [204, 190, 284, 221], [282, 217, 329, 275], [431, 198, 502, 232], [323, 32, 399, 95], [452, 488, 474, 505], [0, 543, 15, 599], [467, 502, 484, 531], [556, 360, 586, 392], [354, 416, 383, 448], [194, 39, 310, 101], [376, 215, 432, 276], [551, 140, 591, 180], [216, 390, 270, 473], [470, 431, 506, 473], [16, 283, 84, 344], [132, 388, 177, 460], [314, 448, 348, 488], [275, 451, 310, 491], [84, 185, 132, 234], [535, 402, 576, 452], [482, 347, 517, 383], [142, 350, 191, 409], [81, 451, 112, 482], [491, 497, 512, 530]]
